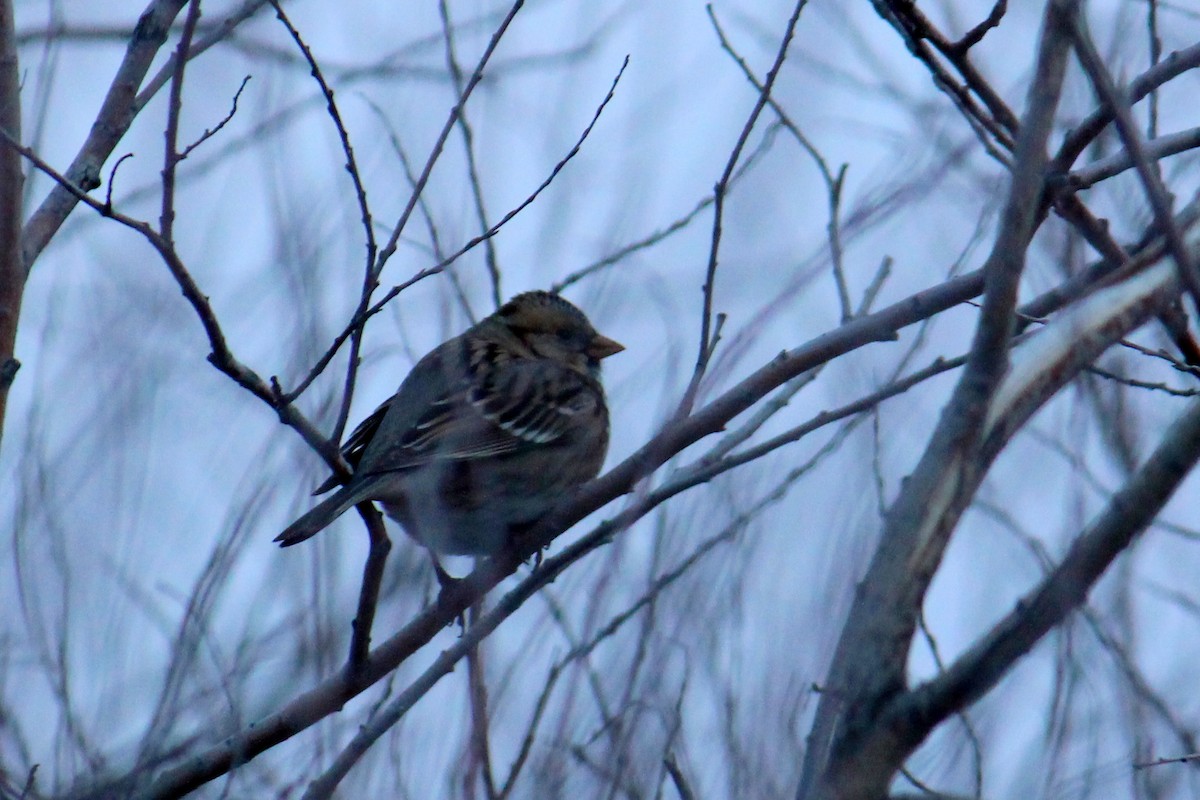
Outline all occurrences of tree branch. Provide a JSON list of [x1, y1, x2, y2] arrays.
[[19, 0, 189, 270], [889, 389, 1200, 752], [0, 0, 23, 451], [693, 0, 810, 405], [797, 4, 1082, 796]]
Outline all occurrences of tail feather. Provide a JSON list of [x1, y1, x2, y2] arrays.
[[276, 486, 364, 547]]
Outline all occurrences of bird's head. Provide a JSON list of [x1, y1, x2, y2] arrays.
[[496, 291, 624, 377]]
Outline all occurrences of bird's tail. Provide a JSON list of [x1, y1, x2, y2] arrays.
[[275, 486, 365, 547]]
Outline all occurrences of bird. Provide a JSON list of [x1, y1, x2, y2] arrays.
[[276, 290, 623, 558]]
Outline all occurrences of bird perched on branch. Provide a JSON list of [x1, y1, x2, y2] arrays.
[[276, 291, 623, 557]]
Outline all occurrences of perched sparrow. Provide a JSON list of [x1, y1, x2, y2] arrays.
[[276, 291, 623, 556]]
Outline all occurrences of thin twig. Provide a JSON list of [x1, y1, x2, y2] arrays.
[[362, 96, 476, 322], [464, 603, 499, 800], [267, 0, 377, 443], [1051, 41, 1200, 177], [104, 152, 134, 210], [872, 0, 1016, 155], [708, 8, 851, 321], [1070, 17, 1200, 318], [664, 756, 696, 800], [951, 0, 1008, 54], [693, 0, 810, 403], [372, 0, 525, 280], [439, 0, 502, 308], [2, 128, 343, 467], [284, 55, 629, 404], [1086, 365, 1200, 397], [21, 0, 190, 270], [1135, 752, 1200, 770], [134, 0, 272, 111], [159, 0, 201, 246], [18, 765, 38, 800], [550, 120, 783, 295], [178, 74, 251, 161]]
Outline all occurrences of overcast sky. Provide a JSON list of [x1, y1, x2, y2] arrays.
[[6, 1, 1200, 798]]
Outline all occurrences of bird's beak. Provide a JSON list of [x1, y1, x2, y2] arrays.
[[587, 334, 625, 360]]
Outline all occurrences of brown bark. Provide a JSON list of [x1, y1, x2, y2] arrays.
[[0, 0, 23, 451]]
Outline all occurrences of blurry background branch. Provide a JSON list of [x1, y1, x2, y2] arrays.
[[5, 2, 1200, 800]]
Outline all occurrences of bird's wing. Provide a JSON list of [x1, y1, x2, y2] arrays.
[[364, 359, 595, 475], [309, 396, 393, 495], [311, 339, 463, 495]]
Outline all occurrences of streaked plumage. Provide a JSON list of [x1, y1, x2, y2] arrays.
[[276, 291, 622, 556]]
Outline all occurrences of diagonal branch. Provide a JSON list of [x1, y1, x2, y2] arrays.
[[124, 195, 1194, 797], [1067, 126, 1200, 192], [1, 129, 342, 467], [19, 0, 189, 270], [809, 254, 1182, 799], [797, 3, 1080, 797], [890, 389, 1200, 749], [372, 0, 523, 279], [80, 147, 1190, 800], [439, 0, 502, 309], [1069, 16, 1200, 318], [128, 239, 993, 800], [283, 55, 629, 404]]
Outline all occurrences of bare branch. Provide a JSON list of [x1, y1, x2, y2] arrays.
[[1135, 752, 1200, 770], [347, 508, 391, 676], [664, 756, 697, 800], [1, 129, 343, 466], [372, 0, 524, 279], [951, 0, 1008, 54], [283, 55, 629, 404], [159, 0, 201, 246], [872, 0, 1017, 152], [1070, 16, 1200, 319], [439, 0, 502, 309], [20, 0, 190, 270], [266, 0, 377, 444], [1067, 126, 1200, 191], [177, 74, 251, 161], [1051, 41, 1200, 177], [464, 605, 500, 800], [707, 9, 852, 321], [889, 390, 1200, 749], [694, 0, 810, 400], [134, 0, 271, 111], [550, 120, 782, 295], [798, 4, 1083, 795], [808, 250, 1181, 797], [0, 0, 23, 450]]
